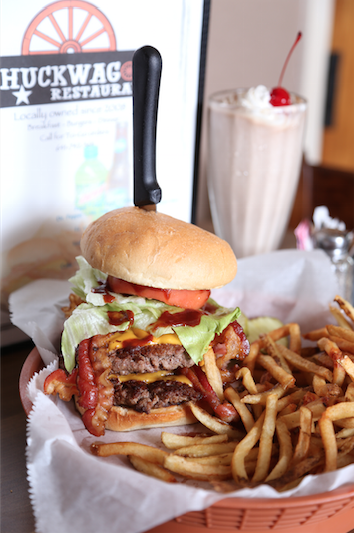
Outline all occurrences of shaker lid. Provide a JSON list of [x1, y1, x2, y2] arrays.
[[312, 227, 354, 258]]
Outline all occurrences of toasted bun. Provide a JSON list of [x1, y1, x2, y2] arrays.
[[80, 207, 237, 290], [75, 398, 196, 431], [105, 404, 196, 431]]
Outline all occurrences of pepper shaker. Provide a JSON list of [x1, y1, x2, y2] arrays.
[[312, 228, 354, 304]]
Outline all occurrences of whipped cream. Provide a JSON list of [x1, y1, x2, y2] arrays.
[[240, 85, 272, 110]]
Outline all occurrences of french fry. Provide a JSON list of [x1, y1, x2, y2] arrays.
[[90, 303, 354, 490], [303, 327, 329, 342], [318, 415, 337, 472], [329, 303, 354, 330], [276, 389, 305, 412], [128, 455, 177, 483], [337, 436, 354, 455], [161, 432, 227, 450], [267, 455, 324, 491], [245, 444, 278, 463], [319, 402, 354, 471], [277, 344, 333, 382], [184, 453, 233, 466], [279, 401, 325, 430], [265, 324, 292, 342], [312, 374, 343, 399], [337, 454, 354, 469], [257, 354, 295, 390], [278, 403, 297, 417], [231, 412, 266, 481], [174, 441, 237, 458], [345, 383, 354, 402], [164, 454, 232, 481], [224, 387, 255, 432], [317, 337, 342, 361], [334, 295, 354, 324], [328, 336, 354, 355], [290, 406, 312, 466], [203, 347, 224, 401], [235, 367, 258, 395], [262, 335, 292, 373], [189, 402, 243, 439], [333, 362, 347, 387], [244, 324, 294, 372], [312, 375, 328, 398], [336, 428, 354, 439], [243, 342, 261, 373], [311, 352, 334, 370], [338, 355, 354, 381], [335, 417, 354, 429], [241, 384, 285, 405], [323, 401, 354, 421], [266, 418, 292, 481], [327, 325, 354, 343], [252, 393, 278, 482], [90, 441, 168, 465], [289, 323, 302, 354]]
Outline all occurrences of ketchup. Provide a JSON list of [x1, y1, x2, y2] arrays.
[[122, 334, 154, 349], [202, 301, 218, 315], [107, 310, 134, 326], [92, 281, 115, 303], [152, 309, 203, 330]]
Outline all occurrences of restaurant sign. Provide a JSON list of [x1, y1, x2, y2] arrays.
[[0, 51, 133, 107]]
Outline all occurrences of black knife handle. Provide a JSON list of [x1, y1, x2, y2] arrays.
[[133, 46, 162, 207]]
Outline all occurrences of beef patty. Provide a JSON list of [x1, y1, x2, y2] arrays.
[[82, 335, 202, 413], [113, 379, 202, 413], [109, 343, 194, 375]]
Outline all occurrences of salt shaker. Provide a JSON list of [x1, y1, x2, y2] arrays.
[[312, 228, 354, 304]]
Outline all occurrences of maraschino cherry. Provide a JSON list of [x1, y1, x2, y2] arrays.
[[270, 32, 302, 106]]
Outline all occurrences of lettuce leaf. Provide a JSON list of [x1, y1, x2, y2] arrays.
[[62, 257, 240, 372]]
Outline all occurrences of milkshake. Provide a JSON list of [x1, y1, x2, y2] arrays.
[[207, 86, 307, 257]]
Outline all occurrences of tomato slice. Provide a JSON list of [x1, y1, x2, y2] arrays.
[[107, 276, 210, 310]]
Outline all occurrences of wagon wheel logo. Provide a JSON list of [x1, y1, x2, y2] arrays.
[[22, 0, 116, 55]]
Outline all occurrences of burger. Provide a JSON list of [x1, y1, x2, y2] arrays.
[[44, 207, 249, 436]]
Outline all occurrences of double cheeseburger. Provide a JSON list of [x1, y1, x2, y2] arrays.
[[44, 207, 249, 436]]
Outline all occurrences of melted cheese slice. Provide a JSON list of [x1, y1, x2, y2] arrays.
[[113, 370, 192, 386], [108, 327, 182, 352], [108, 328, 190, 386]]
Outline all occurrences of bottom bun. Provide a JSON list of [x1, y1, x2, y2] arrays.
[[75, 398, 197, 432], [106, 404, 197, 432]]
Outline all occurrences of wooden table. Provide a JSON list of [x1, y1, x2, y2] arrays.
[[2, 340, 354, 533]]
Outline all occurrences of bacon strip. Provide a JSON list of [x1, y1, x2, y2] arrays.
[[44, 368, 78, 401], [77, 339, 98, 410], [181, 365, 238, 423], [44, 337, 114, 437], [77, 337, 114, 436], [213, 321, 250, 370]]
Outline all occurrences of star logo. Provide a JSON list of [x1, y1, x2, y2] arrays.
[[12, 85, 32, 105]]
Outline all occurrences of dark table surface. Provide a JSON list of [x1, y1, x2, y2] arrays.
[[1, 340, 36, 533]]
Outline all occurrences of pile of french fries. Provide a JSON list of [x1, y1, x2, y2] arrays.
[[90, 295, 354, 492]]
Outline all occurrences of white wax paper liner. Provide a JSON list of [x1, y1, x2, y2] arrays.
[[10, 249, 354, 533]]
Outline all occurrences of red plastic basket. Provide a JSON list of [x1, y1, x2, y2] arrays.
[[20, 348, 354, 533]]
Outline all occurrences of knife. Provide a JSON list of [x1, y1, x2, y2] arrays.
[[133, 45, 162, 211]]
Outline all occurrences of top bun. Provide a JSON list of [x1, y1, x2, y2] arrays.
[[80, 207, 237, 290]]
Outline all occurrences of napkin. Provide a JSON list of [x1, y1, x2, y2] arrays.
[[10, 249, 354, 533]]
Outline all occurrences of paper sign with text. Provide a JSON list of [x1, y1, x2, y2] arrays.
[[0, 0, 206, 324]]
